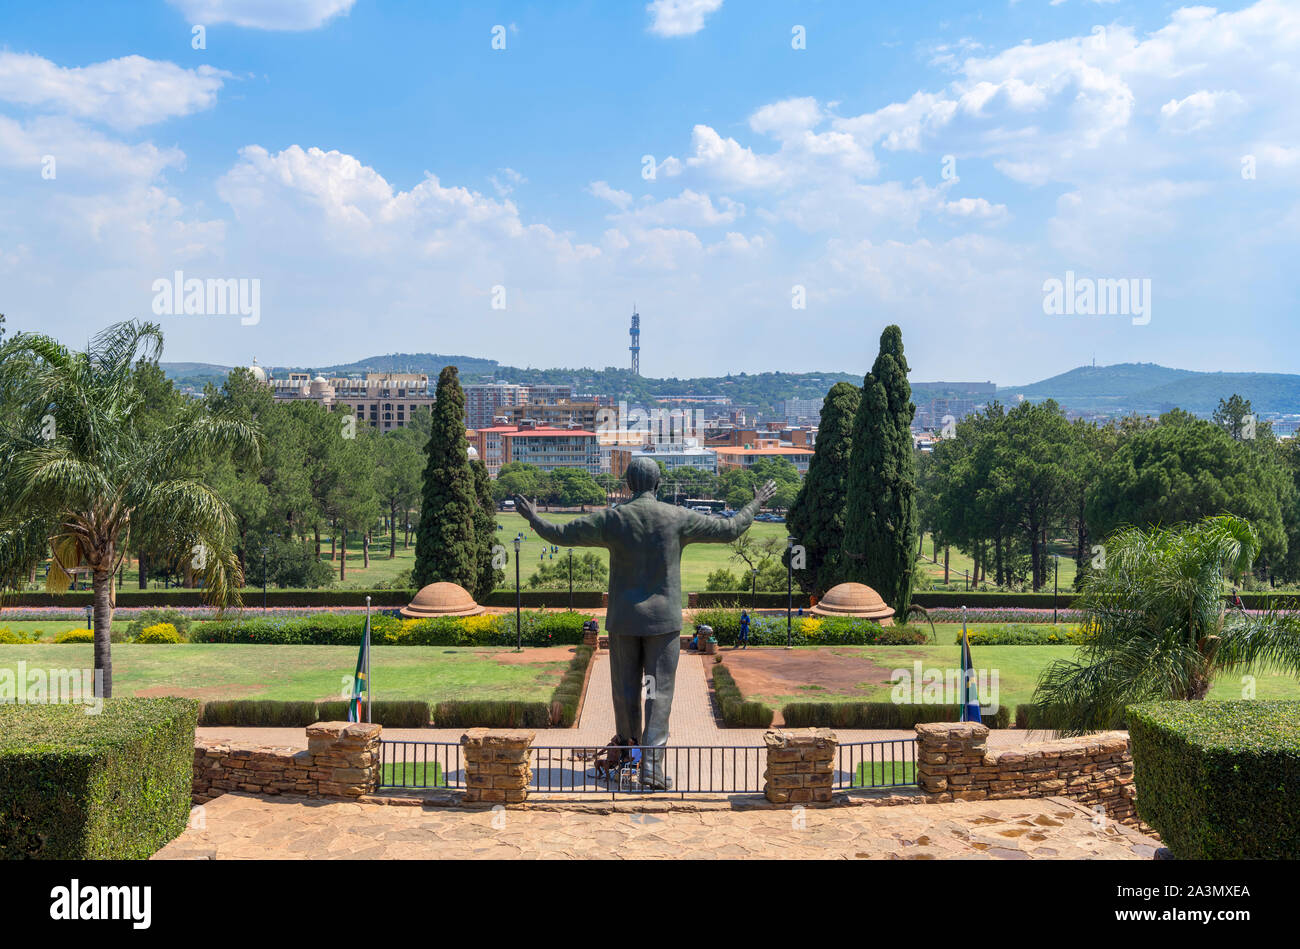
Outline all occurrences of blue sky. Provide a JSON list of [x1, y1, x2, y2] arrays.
[[0, 0, 1296, 384]]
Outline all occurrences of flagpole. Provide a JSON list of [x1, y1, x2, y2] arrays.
[[365, 595, 372, 724]]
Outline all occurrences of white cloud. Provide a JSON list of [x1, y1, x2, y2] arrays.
[[0, 52, 227, 130], [1159, 90, 1246, 134], [646, 0, 723, 38], [614, 189, 744, 228], [749, 97, 824, 138], [0, 114, 186, 180], [587, 180, 633, 209], [167, 0, 356, 30]]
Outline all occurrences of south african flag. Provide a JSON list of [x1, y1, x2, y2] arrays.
[[347, 615, 370, 723]]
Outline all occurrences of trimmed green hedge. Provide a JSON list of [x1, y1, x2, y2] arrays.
[[957, 624, 1089, 646], [1127, 700, 1300, 859], [710, 663, 775, 728], [193, 610, 593, 647], [198, 699, 431, 728], [0, 697, 198, 859], [781, 702, 1011, 729], [691, 609, 927, 646]]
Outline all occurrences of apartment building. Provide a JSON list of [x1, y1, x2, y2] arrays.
[[270, 371, 433, 431]]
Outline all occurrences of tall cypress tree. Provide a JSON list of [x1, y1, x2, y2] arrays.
[[840, 325, 918, 614], [785, 381, 860, 597], [413, 367, 479, 591], [470, 458, 503, 600]]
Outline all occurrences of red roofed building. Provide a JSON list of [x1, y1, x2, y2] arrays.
[[468, 423, 601, 476]]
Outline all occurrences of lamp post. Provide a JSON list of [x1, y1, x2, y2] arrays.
[[567, 548, 574, 612], [786, 536, 796, 649], [261, 545, 269, 611], [84, 605, 92, 631], [1053, 555, 1059, 625], [513, 536, 522, 651], [751, 568, 758, 614]]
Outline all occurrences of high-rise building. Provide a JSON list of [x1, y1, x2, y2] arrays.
[[464, 383, 525, 429]]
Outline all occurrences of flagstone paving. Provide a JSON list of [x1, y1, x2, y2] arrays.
[[156, 792, 1162, 860]]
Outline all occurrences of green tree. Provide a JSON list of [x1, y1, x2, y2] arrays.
[[1087, 409, 1290, 567], [840, 325, 917, 612], [784, 381, 859, 596], [0, 321, 260, 695], [413, 367, 480, 591], [371, 429, 422, 558], [1034, 516, 1300, 733], [471, 459, 503, 598]]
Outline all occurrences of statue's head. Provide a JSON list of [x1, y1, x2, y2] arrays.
[[625, 456, 661, 495]]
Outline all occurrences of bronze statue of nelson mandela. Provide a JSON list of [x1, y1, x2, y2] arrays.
[[514, 457, 775, 790]]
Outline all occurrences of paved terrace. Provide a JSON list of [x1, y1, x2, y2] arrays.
[[156, 792, 1161, 860]]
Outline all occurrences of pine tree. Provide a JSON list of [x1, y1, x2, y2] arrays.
[[470, 458, 503, 600], [412, 367, 479, 591], [840, 325, 918, 614], [785, 381, 860, 597]]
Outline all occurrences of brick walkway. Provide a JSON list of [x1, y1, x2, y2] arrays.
[[156, 792, 1161, 860]]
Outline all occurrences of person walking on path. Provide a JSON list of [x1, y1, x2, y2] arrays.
[[738, 611, 751, 649]]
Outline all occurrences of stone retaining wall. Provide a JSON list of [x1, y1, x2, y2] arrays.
[[915, 722, 1139, 827], [193, 721, 381, 804]]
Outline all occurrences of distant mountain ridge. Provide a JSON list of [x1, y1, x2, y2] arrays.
[[160, 356, 1300, 418], [1000, 362, 1300, 415]]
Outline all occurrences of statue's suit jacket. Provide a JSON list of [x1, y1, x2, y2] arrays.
[[525, 492, 762, 636]]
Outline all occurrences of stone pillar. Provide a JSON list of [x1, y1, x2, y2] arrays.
[[763, 728, 836, 804], [915, 722, 990, 802], [461, 728, 534, 804], [306, 721, 382, 798]]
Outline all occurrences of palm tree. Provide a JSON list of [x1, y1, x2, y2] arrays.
[[1034, 515, 1300, 734], [0, 321, 260, 696]]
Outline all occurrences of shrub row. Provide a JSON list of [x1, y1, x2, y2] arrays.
[[0, 697, 198, 859], [956, 624, 1091, 646], [710, 662, 775, 728], [780, 701, 1012, 729], [691, 610, 928, 647], [197, 699, 432, 728], [1127, 700, 1300, 859], [192, 610, 593, 647]]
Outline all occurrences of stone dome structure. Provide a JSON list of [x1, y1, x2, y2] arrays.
[[809, 582, 895, 625], [247, 358, 267, 383], [400, 581, 485, 618]]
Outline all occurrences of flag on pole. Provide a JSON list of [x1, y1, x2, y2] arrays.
[[959, 607, 982, 723], [347, 613, 370, 723]]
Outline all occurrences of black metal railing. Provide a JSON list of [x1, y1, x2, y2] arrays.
[[835, 739, 917, 790], [376, 738, 918, 795], [378, 740, 463, 790], [530, 744, 766, 796]]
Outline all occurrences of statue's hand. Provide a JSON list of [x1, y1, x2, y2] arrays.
[[753, 479, 777, 507], [513, 495, 538, 522]]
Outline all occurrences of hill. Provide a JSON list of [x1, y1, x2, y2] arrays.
[[999, 363, 1300, 415]]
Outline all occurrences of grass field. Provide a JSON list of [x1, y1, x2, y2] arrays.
[[915, 532, 1080, 591], [381, 760, 445, 789], [854, 760, 917, 787], [722, 643, 1300, 711], [0, 644, 575, 705]]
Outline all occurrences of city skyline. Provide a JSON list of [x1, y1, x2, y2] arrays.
[[0, 0, 1296, 381]]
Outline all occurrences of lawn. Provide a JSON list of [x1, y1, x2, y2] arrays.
[[718, 643, 1300, 712], [0, 644, 576, 705], [915, 532, 1080, 591]]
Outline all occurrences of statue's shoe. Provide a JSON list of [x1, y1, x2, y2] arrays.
[[638, 769, 674, 791]]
